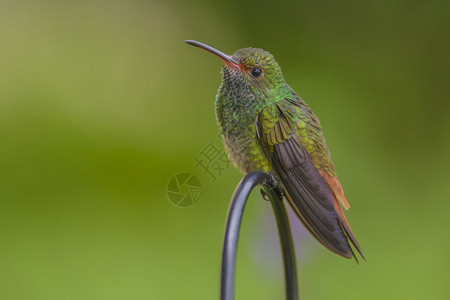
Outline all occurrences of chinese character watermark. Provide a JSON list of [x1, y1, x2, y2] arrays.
[[194, 140, 230, 182], [167, 133, 231, 208]]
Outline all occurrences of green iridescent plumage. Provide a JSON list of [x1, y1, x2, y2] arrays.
[[186, 40, 364, 261], [216, 48, 335, 177]]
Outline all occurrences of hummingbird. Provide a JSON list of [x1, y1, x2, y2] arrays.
[[185, 40, 365, 261]]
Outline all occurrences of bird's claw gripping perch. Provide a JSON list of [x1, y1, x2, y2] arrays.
[[268, 173, 278, 189], [260, 173, 282, 201]]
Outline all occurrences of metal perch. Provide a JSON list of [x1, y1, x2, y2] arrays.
[[220, 171, 299, 300]]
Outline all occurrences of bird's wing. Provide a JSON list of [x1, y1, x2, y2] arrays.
[[257, 100, 364, 260], [284, 94, 351, 210]]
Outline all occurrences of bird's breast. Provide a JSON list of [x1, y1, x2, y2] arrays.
[[215, 87, 272, 174], [220, 124, 271, 174]]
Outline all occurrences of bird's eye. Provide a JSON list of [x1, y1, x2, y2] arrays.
[[251, 68, 262, 77]]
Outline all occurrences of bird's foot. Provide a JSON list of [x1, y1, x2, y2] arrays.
[[260, 188, 270, 201], [267, 173, 278, 189], [260, 173, 283, 201]]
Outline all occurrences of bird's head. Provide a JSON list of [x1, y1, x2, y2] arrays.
[[185, 40, 286, 94]]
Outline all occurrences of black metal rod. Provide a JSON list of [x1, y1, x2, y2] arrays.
[[220, 171, 299, 300], [264, 184, 299, 300]]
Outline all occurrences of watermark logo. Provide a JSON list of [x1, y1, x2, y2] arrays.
[[167, 173, 202, 208], [167, 133, 231, 208]]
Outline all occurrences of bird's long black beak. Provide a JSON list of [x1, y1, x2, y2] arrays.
[[185, 40, 241, 70]]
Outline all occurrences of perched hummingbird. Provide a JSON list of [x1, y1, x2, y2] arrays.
[[185, 40, 365, 261]]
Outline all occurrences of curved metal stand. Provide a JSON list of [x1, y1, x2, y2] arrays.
[[220, 171, 299, 300]]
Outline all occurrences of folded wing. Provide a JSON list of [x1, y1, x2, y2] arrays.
[[257, 101, 365, 260]]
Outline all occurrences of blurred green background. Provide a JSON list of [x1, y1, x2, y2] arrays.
[[1, 0, 449, 299]]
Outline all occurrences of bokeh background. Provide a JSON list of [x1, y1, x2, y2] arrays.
[[1, 0, 449, 299]]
